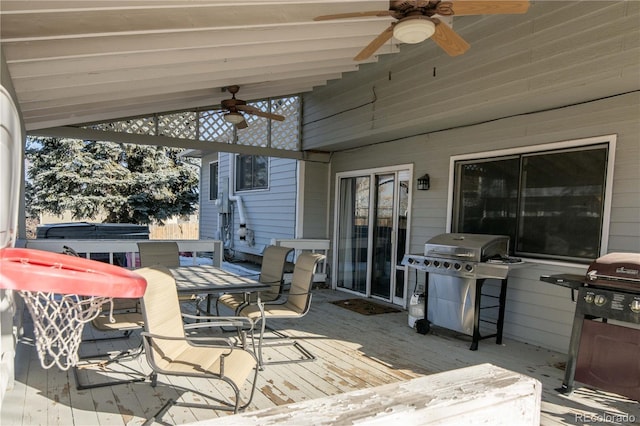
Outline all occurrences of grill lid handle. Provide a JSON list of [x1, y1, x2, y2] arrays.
[[427, 250, 474, 258]]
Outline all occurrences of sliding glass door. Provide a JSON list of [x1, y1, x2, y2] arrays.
[[335, 167, 411, 305]]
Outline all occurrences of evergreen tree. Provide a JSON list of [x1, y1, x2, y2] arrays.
[[26, 137, 199, 224]]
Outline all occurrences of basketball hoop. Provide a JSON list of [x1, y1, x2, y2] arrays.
[[0, 248, 147, 370]]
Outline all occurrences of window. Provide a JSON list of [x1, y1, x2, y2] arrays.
[[235, 155, 268, 191], [452, 141, 611, 263], [208, 161, 218, 200]]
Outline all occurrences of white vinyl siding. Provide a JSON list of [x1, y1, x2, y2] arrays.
[[199, 153, 219, 240], [201, 152, 297, 254]]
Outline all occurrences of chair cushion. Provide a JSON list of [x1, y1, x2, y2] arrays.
[[92, 312, 144, 332], [239, 301, 305, 321], [152, 341, 256, 386], [218, 291, 280, 311]]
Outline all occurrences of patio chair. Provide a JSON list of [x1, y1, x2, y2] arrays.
[[137, 265, 259, 423], [215, 245, 294, 315], [137, 241, 201, 315], [73, 299, 146, 390], [238, 252, 324, 367]]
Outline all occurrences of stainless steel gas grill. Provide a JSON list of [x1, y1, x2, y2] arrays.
[[540, 253, 640, 401], [402, 233, 519, 350]]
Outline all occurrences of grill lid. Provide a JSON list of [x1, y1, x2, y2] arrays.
[[424, 233, 509, 262], [587, 252, 640, 291]]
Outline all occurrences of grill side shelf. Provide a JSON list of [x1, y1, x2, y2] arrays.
[[539, 274, 585, 290]]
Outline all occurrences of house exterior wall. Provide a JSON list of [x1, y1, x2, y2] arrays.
[[324, 94, 638, 354], [199, 152, 219, 241], [298, 160, 330, 239], [200, 151, 299, 256], [301, 1, 640, 353]]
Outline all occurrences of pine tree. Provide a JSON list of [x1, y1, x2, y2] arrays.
[[26, 137, 199, 224]]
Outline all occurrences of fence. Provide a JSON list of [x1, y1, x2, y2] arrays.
[[21, 239, 223, 268], [149, 222, 199, 240]]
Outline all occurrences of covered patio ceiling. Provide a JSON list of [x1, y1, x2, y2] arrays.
[[1, 0, 403, 132]]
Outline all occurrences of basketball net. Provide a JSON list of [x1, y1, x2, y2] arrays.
[[20, 291, 112, 370]]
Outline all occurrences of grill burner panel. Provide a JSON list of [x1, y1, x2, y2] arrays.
[[402, 254, 508, 279]]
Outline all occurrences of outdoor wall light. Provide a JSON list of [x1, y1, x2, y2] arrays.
[[417, 174, 430, 190]]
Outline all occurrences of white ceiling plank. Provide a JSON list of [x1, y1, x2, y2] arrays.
[[1, 2, 390, 39], [23, 78, 339, 131], [2, 20, 392, 61], [16, 60, 363, 102], [19, 75, 336, 114], [8, 36, 398, 77], [24, 73, 341, 130], [0, 0, 401, 130], [13, 51, 376, 92]]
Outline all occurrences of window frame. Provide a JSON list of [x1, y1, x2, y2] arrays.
[[208, 160, 219, 201], [446, 135, 617, 266], [234, 154, 270, 193]]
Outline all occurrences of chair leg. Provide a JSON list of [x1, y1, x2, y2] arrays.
[[150, 372, 158, 387], [255, 325, 316, 367], [73, 341, 146, 390], [144, 370, 258, 425]]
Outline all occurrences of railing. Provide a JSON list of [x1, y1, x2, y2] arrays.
[[19, 239, 224, 268], [271, 238, 330, 283]]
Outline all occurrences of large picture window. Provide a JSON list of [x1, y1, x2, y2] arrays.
[[452, 141, 611, 263], [235, 155, 268, 191]]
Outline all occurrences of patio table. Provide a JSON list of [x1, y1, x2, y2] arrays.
[[169, 265, 269, 314]]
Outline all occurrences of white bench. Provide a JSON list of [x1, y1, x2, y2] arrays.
[[192, 363, 541, 425]]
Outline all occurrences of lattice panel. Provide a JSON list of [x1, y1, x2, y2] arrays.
[[237, 100, 269, 147], [85, 95, 300, 151], [90, 117, 156, 135], [157, 112, 197, 139], [199, 110, 235, 143], [271, 97, 299, 150]]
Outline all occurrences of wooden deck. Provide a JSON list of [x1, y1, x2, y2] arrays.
[[2, 288, 638, 425]]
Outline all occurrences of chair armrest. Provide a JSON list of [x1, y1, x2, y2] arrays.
[[183, 315, 254, 329], [140, 331, 234, 349]]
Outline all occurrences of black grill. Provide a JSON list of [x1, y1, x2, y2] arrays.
[[540, 252, 640, 400]]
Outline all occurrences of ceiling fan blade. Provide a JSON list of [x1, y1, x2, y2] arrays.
[[237, 104, 286, 121], [236, 119, 249, 130], [354, 25, 395, 61], [314, 11, 392, 21], [449, 0, 530, 16], [432, 20, 470, 56]]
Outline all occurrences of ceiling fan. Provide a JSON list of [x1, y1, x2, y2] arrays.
[[314, 0, 530, 60], [219, 85, 286, 129]]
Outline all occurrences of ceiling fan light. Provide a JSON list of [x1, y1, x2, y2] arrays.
[[393, 18, 436, 44], [224, 112, 244, 125]]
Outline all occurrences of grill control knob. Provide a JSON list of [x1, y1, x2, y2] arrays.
[[408, 258, 416, 264], [433, 261, 440, 267], [454, 263, 461, 270], [584, 293, 594, 304], [423, 259, 430, 266], [594, 294, 607, 306], [465, 264, 473, 272], [443, 262, 451, 269], [630, 300, 640, 313]]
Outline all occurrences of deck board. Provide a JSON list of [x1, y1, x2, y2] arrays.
[[2, 288, 639, 426]]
